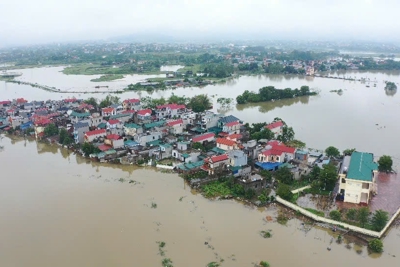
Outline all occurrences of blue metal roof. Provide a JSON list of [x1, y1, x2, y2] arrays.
[[255, 162, 282, 171]]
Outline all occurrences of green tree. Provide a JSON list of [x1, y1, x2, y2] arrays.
[[84, 97, 98, 108], [357, 207, 370, 227], [276, 183, 293, 201], [318, 164, 337, 191], [368, 239, 383, 253], [44, 123, 59, 137], [99, 95, 120, 108], [277, 126, 295, 143], [168, 93, 187, 105], [192, 142, 205, 151], [259, 170, 272, 182], [309, 165, 321, 181], [188, 94, 211, 112], [244, 188, 256, 200], [346, 208, 357, 221], [275, 167, 294, 185], [377, 155, 393, 173], [343, 148, 356, 156], [82, 142, 100, 157], [371, 209, 389, 231], [59, 128, 68, 144], [329, 210, 341, 221], [258, 190, 270, 204], [325, 146, 340, 157]]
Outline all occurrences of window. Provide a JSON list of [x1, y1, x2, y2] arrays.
[[341, 178, 346, 183]]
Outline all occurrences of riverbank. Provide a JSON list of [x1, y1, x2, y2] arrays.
[[90, 74, 124, 82]]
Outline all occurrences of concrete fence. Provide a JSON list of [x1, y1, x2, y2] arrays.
[[276, 196, 382, 238]]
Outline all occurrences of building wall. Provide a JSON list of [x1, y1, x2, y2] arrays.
[[217, 143, 234, 151], [74, 126, 89, 144], [85, 133, 106, 143], [339, 178, 372, 204]]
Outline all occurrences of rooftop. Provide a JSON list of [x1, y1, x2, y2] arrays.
[[347, 151, 378, 182], [85, 129, 106, 137], [265, 120, 284, 130]]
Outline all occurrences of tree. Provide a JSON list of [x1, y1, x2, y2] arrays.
[[371, 210, 389, 231], [277, 126, 295, 144], [368, 239, 383, 253], [276, 183, 293, 201], [59, 128, 68, 144], [343, 148, 356, 156], [275, 167, 294, 185], [318, 164, 337, 191], [82, 142, 100, 157], [259, 170, 272, 182], [188, 94, 211, 112], [168, 93, 187, 105], [99, 95, 120, 108], [192, 142, 205, 152], [84, 97, 98, 108], [44, 123, 59, 137], [346, 208, 357, 221], [309, 165, 321, 181], [329, 210, 341, 221], [378, 155, 393, 173], [357, 207, 370, 227], [325, 146, 340, 157], [244, 188, 256, 200]]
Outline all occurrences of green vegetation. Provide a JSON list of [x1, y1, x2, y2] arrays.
[[385, 81, 397, 91], [325, 146, 340, 158], [259, 261, 270, 267], [309, 164, 337, 191], [81, 142, 101, 157], [368, 239, 383, 253], [275, 167, 294, 185], [161, 258, 173, 267], [118, 178, 125, 183], [182, 170, 208, 180], [260, 230, 272, 238], [84, 97, 99, 109], [126, 82, 166, 91], [305, 208, 325, 217], [357, 207, 370, 228], [277, 214, 289, 225], [236, 85, 316, 104], [371, 209, 389, 231], [343, 148, 356, 156], [286, 139, 306, 149], [201, 176, 256, 200], [346, 208, 357, 221], [99, 95, 120, 108], [90, 74, 124, 82], [139, 94, 211, 112], [207, 262, 220, 267], [59, 128, 73, 146], [244, 122, 274, 141], [157, 241, 166, 256], [188, 94, 212, 112], [276, 184, 293, 201], [151, 202, 158, 209], [329, 210, 342, 221], [378, 155, 393, 173], [44, 123, 59, 137]]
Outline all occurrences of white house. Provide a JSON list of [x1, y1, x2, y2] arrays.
[[102, 107, 116, 117], [155, 103, 186, 119], [222, 121, 241, 134], [216, 138, 238, 151], [258, 141, 296, 163], [201, 154, 230, 175], [338, 151, 378, 204], [124, 123, 143, 137], [265, 120, 284, 137], [166, 119, 184, 134], [84, 129, 107, 142]]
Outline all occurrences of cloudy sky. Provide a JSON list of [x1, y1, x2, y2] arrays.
[[1, 0, 399, 45]]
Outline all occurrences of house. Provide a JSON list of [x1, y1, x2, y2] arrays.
[[104, 134, 124, 149], [153, 143, 173, 160], [338, 151, 378, 204], [216, 138, 238, 151], [166, 119, 184, 134], [192, 132, 215, 144], [295, 150, 308, 161], [73, 121, 90, 144], [242, 140, 262, 160], [227, 150, 248, 167], [217, 115, 241, 128], [237, 174, 266, 193], [124, 123, 143, 137], [122, 98, 141, 110], [222, 121, 241, 134], [201, 154, 230, 175], [84, 129, 107, 142], [155, 103, 186, 119], [265, 120, 284, 137], [110, 104, 124, 114], [134, 132, 162, 146], [102, 107, 116, 117], [69, 111, 91, 124], [135, 109, 152, 123], [90, 113, 104, 128], [106, 119, 123, 135], [227, 133, 242, 142], [258, 141, 296, 163], [0, 100, 11, 108], [9, 116, 29, 129], [109, 113, 132, 123], [199, 112, 220, 130]]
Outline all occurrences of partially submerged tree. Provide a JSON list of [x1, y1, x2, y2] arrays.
[[371, 209, 389, 231], [378, 155, 393, 173], [44, 123, 59, 137]]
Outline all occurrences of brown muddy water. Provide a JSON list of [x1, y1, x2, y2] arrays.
[[0, 136, 399, 267]]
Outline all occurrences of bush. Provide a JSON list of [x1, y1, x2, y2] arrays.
[[368, 239, 383, 253], [346, 208, 357, 221], [276, 184, 293, 201], [260, 261, 270, 267], [371, 210, 389, 231], [329, 210, 341, 221]]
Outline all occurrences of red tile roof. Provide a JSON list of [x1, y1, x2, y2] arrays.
[[263, 140, 296, 155], [210, 154, 229, 163], [225, 121, 240, 127], [16, 98, 28, 104], [137, 109, 152, 116], [156, 103, 186, 110], [216, 138, 236, 147], [192, 133, 215, 143], [167, 119, 183, 127], [102, 107, 115, 113], [64, 98, 77, 103], [123, 98, 140, 104], [227, 134, 243, 140], [107, 119, 120, 125], [106, 134, 120, 140], [265, 120, 284, 130], [34, 118, 52, 126], [85, 129, 106, 137], [0, 100, 11, 105], [98, 144, 112, 151]]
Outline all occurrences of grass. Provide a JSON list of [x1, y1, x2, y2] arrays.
[[305, 208, 325, 217], [90, 74, 124, 82]]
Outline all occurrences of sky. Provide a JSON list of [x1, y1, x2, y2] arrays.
[[1, 0, 400, 46]]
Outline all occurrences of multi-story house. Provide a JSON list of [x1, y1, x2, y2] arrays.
[[134, 132, 162, 146], [73, 121, 89, 144], [201, 154, 230, 175], [69, 111, 91, 124], [265, 120, 284, 137], [222, 121, 241, 134], [124, 123, 143, 137], [135, 109, 152, 123], [192, 132, 215, 144], [338, 151, 378, 204], [104, 134, 124, 149], [155, 104, 186, 120], [122, 98, 141, 110], [216, 138, 239, 151], [166, 119, 184, 134], [101, 107, 116, 117], [84, 129, 107, 143], [199, 112, 220, 130], [258, 141, 296, 163]]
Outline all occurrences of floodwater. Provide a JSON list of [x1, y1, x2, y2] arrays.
[[0, 136, 399, 267], [1, 67, 400, 167]]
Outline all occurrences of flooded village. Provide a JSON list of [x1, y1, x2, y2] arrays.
[[1, 94, 400, 251]]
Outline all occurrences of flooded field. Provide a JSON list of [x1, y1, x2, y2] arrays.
[[1, 136, 400, 267]]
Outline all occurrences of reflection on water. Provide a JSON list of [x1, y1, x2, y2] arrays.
[[236, 96, 310, 113], [385, 88, 397, 96]]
